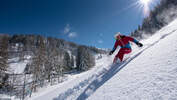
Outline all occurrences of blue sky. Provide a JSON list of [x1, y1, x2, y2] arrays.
[[0, 0, 160, 48]]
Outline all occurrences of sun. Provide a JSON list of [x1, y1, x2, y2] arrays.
[[115, 0, 156, 17], [138, 0, 152, 17], [140, 0, 151, 6]]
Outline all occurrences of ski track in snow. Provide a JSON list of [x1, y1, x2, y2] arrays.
[[53, 62, 111, 100], [29, 18, 177, 100]]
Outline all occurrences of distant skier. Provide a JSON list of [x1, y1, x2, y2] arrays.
[[109, 32, 143, 63]]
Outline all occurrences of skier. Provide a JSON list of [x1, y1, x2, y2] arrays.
[[109, 32, 143, 63]]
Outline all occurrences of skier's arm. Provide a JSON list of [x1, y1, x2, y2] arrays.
[[127, 36, 143, 47], [109, 40, 119, 55]]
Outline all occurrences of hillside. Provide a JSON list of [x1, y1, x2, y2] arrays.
[[0, 34, 106, 74], [27, 16, 177, 100], [131, 0, 177, 39], [0, 34, 106, 99]]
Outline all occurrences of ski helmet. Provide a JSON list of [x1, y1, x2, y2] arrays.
[[114, 32, 121, 40]]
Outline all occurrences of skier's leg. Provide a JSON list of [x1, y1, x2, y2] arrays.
[[116, 49, 124, 62], [113, 51, 121, 63], [123, 48, 132, 54], [113, 56, 118, 63], [117, 48, 131, 62], [114, 48, 124, 62]]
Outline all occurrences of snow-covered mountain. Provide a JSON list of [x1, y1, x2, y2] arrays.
[[26, 18, 177, 100]]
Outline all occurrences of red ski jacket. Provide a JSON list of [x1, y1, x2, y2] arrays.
[[112, 36, 139, 51]]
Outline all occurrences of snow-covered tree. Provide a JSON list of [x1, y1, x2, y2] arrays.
[[76, 46, 95, 71], [0, 34, 9, 87], [31, 36, 47, 85]]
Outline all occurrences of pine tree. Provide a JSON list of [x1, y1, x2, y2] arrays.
[[76, 46, 95, 71], [19, 43, 25, 61], [63, 51, 72, 71], [71, 56, 75, 68], [32, 36, 46, 85], [0, 35, 9, 87], [0, 35, 9, 73]]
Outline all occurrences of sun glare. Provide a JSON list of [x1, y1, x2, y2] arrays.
[[138, 0, 152, 17], [116, 0, 157, 17], [140, 0, 151, 6]]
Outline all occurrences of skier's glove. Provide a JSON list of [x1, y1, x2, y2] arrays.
[[136, 42, 143, 47], [109, 50, 114, 55]]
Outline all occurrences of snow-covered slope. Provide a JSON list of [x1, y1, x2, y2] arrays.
[[8, 56, 31, 74], [29, 18, 177, 100], [87, 20, 177, 100]]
